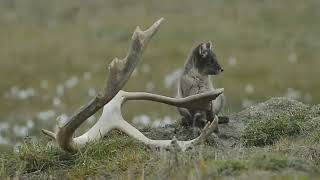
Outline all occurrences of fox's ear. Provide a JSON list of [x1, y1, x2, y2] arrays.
[[206, 41, 213, 49], [198, 42, 209, 58]]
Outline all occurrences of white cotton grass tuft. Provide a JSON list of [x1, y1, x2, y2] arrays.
[[151, 120, 161, 128], [83, 72, 92, 81], [6, 86, 36, 100], [65, 76, 79, 89], [26, 119, 34, 129], [57, 114, 69, 127], [13, 125, 28, 137], [88, 88, 97, 97], [132, 115, 174, 128], [0, 135, 9, 145], [288, 52, 298, 64], [132, 115, 151, 127], [228, 56, 237, 67], [53, 97, 62, 107], [244, 84, 255, 94], [37, 110, 56, 121], [152, 116, 174, 128], [285, 88, 301, 100], [0, 122, 9, 143], [0, 122, 9, 132], [56, 84, 64, 97], [13, 142, 22, 153]]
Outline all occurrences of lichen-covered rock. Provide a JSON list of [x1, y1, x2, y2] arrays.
[[235, 97, 310, 123]]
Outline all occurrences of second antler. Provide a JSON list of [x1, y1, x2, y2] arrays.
[[42, 18, 223, 153]]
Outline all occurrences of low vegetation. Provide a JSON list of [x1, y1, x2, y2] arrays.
[[241, 113, 305, 147], [2, 137, 319, 179], [1, 131, 151, 179], [1, 103, 320, 179]]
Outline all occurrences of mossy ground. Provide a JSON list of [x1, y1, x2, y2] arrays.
[[1, 139, 319, 179], [2, 112, 320, 179], [1, 131, 151, 179]]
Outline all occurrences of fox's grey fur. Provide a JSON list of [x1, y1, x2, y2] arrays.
[[177, 41, 226, 128]]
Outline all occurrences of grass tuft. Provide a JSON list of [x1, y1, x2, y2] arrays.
[[252, 153, 289, 171], [241, 113, 306, 147], [213, 160, 247, 176], [0, 131, 150, 179]]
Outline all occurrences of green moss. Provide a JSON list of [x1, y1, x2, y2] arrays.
[[241, 113, 306, 147]]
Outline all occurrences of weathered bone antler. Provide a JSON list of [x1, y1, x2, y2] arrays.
[[42, 18, 223, 153]]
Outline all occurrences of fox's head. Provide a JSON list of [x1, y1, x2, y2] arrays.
[[194, 41, 224, 75]]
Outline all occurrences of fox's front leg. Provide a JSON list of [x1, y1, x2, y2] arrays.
[[206, 110, 219, 133], [212, 93, 225, 115], [178, 107, 193, 126], [192, 112, 207, 128], [211, 94, 229, 124]]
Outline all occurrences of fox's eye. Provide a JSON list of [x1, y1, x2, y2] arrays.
[[199, 50, 208, 58]]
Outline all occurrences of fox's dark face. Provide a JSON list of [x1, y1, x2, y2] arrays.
[[196, 42, 223, 75]]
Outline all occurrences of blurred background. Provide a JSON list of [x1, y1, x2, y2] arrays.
[[0, 0, 319, 151]]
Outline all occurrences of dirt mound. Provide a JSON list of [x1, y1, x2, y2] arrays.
[[143, 97, 319, 148]]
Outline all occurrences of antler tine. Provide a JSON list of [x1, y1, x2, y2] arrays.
[[104, 17, 165, 98], [124, 89, 224, 111], [41, 129, 56, 140], [192, 116, 219, 144]]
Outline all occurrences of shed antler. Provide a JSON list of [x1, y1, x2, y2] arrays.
[[42, 18, 223, 153]]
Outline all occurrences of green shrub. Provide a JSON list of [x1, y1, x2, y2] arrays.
[[241, 114, 305, 147]]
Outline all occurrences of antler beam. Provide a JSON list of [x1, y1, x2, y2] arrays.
[[42, 18, 222, 153]]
